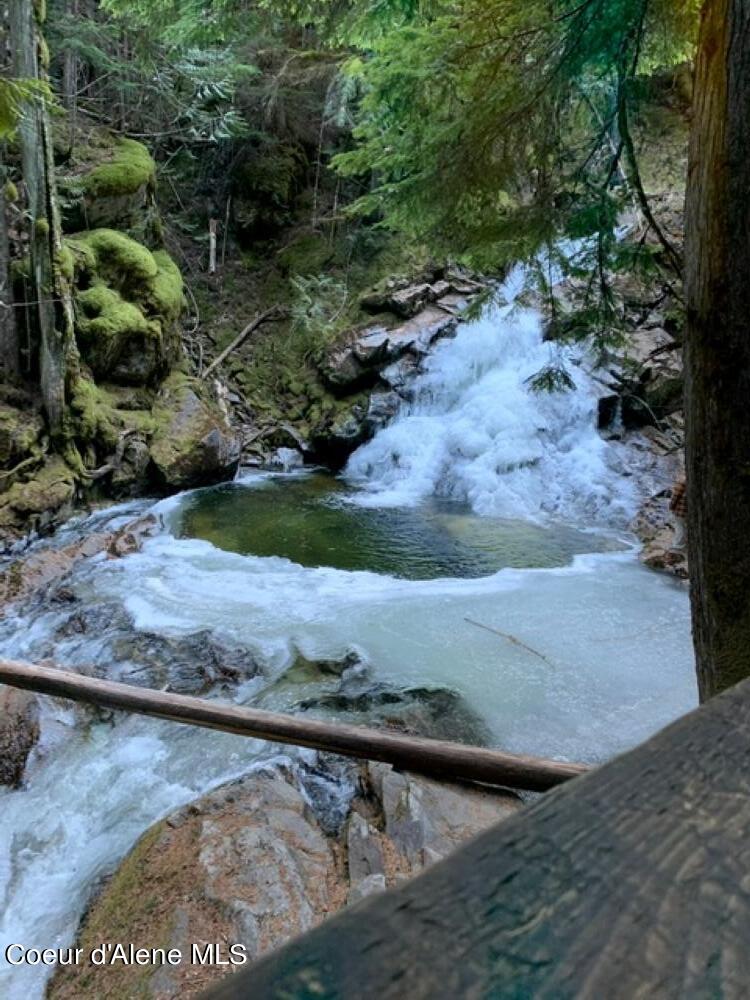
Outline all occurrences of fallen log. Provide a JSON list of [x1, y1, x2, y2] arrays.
[[0, 659, 587, 792], [200, 305, 286, 380]]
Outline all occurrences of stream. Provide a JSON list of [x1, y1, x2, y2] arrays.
[[0, 276, 697, 998]]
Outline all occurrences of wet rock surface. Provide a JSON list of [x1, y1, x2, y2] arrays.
[[0, 513, 158, 612], [0, 687, 40, 788], [49, 756, 520, 1000]]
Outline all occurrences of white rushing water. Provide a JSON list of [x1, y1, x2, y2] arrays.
[[0, 269, 696, 998], [347, 269, 643, 524]]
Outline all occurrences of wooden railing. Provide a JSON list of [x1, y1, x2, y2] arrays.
[[0, 659, 588, 792]]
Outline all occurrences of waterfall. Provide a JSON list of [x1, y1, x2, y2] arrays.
[[346, 269, 637, 526]]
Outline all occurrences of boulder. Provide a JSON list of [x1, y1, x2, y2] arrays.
[[58, 134, 158, 235], [150, 374, 242, 489], [0, 687, 40, 787], [69, 231, 184, 386], [49, 759, 520, 999], [0, 457, 77, 549], [0, 403, 44, 469], [51, 596, 260, 695], [320, 309, 458, 394]]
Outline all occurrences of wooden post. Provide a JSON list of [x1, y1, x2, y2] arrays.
[[0, 659, 588, 792], [208, 218, 218, 275]]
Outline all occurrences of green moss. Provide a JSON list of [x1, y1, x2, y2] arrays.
[[84, 138, 156, 200], [38, 35, 50, 71], [55, 245, 75, 283], [77, 283, 155, 341], [76, 229, 159, 285], [34, 217, 50, 237], [69, 377, 121, 450], [3, 181, 18, 203], [149, 250, 185, 323], [33, 0, 46, 24]]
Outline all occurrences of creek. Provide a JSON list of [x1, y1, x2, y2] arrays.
[[0, 274, 696, 998]]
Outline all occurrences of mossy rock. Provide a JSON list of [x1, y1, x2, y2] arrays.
[[69, 231, 184, 386], [0, 404, 45, 469], [149, 374, 241, 490], [59, 136, 157, 235], [84, 138, 155, 200], [0, 457, 76, 545]]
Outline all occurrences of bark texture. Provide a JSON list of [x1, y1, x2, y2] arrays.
[[10, 0, 76, 434], [685, 0, 750, 699], [205, 676, 750, 1000], [0, 161, 19, 376]]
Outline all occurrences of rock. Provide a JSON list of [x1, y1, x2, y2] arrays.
[[51, 759, 520, 998], [298, 681, 493, 746], [0, 403, 44, 468], [58, 133, 158, 235], [320, 309, 458, 394], [632, 489, 689, 580], [346, 811, 385, 885], [365, 391, 401, 433], [52, 598, 260, 695], [70, 231, 183, 386], [110, 437, 152, 496], [0, 687, 40, 787], [347, 873, 387, 905], [150, 374, 241, 490], [311, 399, 370, 467], [0, 513, 158, 610], [0, 457, 77, 550], [367, 761, 519, 868]]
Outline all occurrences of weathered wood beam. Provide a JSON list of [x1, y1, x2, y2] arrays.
[[0, 659, 587, 792], [203, 676, 750, 1000]]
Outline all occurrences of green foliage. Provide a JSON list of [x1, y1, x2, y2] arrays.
[[525, 364, 577, 395], [0, 77, 51, 140], [332, 0, 699, 270], [84, 139, 156, 199], [290, 274, 349, 357]]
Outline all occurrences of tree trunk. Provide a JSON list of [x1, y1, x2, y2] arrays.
[[62, 0, 80, 144], [10, 0, 76, 436], [0, 154, 19, 378], [684, 0, 750, 701]]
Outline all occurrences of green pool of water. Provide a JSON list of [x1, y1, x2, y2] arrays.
[[172, 472, 626, 579]]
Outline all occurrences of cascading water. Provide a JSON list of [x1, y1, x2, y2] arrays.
[[347, 267, 642, 525], [0, 267, 696, 999]]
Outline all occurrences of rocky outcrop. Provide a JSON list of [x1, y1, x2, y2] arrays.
[[632, 487, 688, 580], [0, 687, 40, 787], [0, 513, 158, 611], [49, 759, 520, 999], [149, 374, 242, 489], [303, 271, 485, 467]]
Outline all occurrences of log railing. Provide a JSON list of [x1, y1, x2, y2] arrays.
[[0, 659, 588, 792]]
